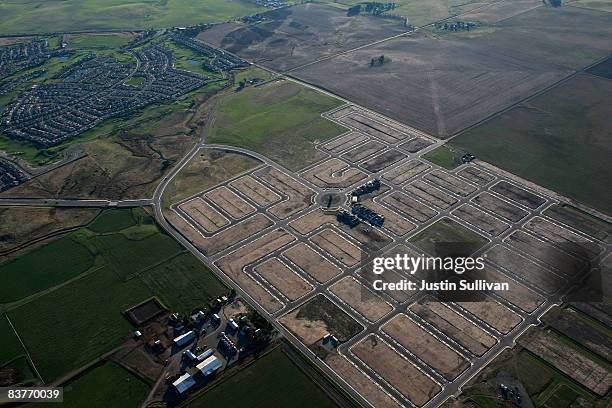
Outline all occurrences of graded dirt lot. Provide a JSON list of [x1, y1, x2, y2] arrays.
[[341, 140, 386, 163], [452, 74, 612, 216], [410, 300, 497, 357], [505, 230, 586, 277], [253, 258, 312, 301], [198, 213, 274, 255], [382, 314, 469, 380], [215, 229, 296, 313], [400, 137, 433, 153], [325, 354, 403, 408], [229, 175, 281, 207], [456, 166, 495, 186], [205, 186, 255, 219], [200, 3, 407, 71], [404, 180, 458, 209], [294, 32, 569, 137], [544, 204, 612, 244], [360, 150, 407, 173], [424, 169, 477, 197], [382, 191, 437, 223], [382, 160, 430, 185], [311, 229, 362, 267], [457, 296, 523, 334], [302, 158, 367, 188], [483, 266, 544, 313], [472, 192, 528, 222], [485, 244, 565, 295], [363, 202, 416, 236], [490, 181, 546, 209], [321, 132, 369, 154], [288, 210, 333, 235], [279, 294, 363, 345], [519, 329, 612, 396], [452, 204, 509, 236], [179, 197, 229, 234], [329, 277, 393, 322], [257, 167, 315, 219], [523, 217, 601, 259], [352, 335, 441, 406], [283, 242, 341, 283], [335, 111, 413, 144]]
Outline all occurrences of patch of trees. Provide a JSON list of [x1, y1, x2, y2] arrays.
[[347, 2, 397, 17], [370, 55, 390, 67], [434, 21, 477, 32]]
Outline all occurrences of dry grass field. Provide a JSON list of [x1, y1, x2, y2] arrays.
[[199, 3, 407, 71], [293, 31, 569, 138]]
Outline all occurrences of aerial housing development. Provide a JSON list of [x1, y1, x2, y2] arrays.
[[0, 0, 610, 407]]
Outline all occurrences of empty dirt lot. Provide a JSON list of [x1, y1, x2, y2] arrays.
[[483, 266, 544, 313], [329, 277, 393, 322], [294, 32, 569, 137], [382, 191, 437, 223], [404, 180, 457, 209], [199, 3, 407, 71], [423, 169, 477, 197], [283, 242, 341, 283], [360, 150, 407, 173], [256, 167, 314, 219], [382, 314, 469, 380], [197, 213, 274, 256], [490, 181, 546, 209], [205, 186, 255, 219], [321, 131, 369, 154], [456, 295, 523, 334], [302, 158, 367, 188], [229, 175, 281, 207], [352, 335, 441, 407], [472, 192, 528, 222], [410, 300, 497, 357], [311, 228, 362, 267], [456, 166, 495, 186], [452, 204, 509, 236], [253, 257, 312, 301], [382, 160, 430, 185], [179, 197, 229, 234]]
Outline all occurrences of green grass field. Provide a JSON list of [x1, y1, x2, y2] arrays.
[[67, 34, 132, 49], [421, 144, 465, 170], [451, 74, 612, 216], [208, 80, 346, 170], [186, 348, 338, 408], [409, 217, 488, 256], [0, 314, 25, 366], [0, 237, 95, 303], [4, 208, 227, 381], [61, 362, 149, 408], [0, 0, 265, 36]]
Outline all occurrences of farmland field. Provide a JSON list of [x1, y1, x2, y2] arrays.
[[451, 74, 612, 216], [199, 3, 407, 71], [293, 32, 569, 138], [185, 347, 338, 408], [0, 0, 265, 36], [4, 208, 226, 381], [61, 362, 149, 408], [208, 80, 346, 170], [0, 314, 24, 366]]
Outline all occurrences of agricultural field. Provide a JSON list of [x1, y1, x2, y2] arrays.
[[64, 32, 135, 49], [293, 31, 569, 138], [0, 314, 24, 366], [451, 74, 612, 216], [199, 3, 407, 71], [3, 208, 226, 381], [61, 362, 149, 408], [0, 207, 99, 254], [0, 0, 266, 35], [207, 80, 346, 170], [185, 347, 339, 408]]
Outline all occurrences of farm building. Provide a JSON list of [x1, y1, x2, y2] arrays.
[[172, 373, 196, 394], [196, 355, 222, 376], [173, 330, 195, 347]]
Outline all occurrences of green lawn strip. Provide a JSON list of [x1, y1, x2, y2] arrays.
[[0, 314, 26, 366], [68, 34, 131, 49], [139, 253, 227, 314], [466, 393, 502, 408], [8, 266, 153, 381], [185, 347, 338, 408], [59, 361, 149, 408], [208, 80, 346, 171], [421, 144, 465, 170], [0, 236, 95, 303]]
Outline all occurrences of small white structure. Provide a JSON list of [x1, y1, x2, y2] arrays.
[[211, 313, 220, 322], [183, 350, 197, 361], [227, 318, 239, 331], [134, 330, 142, 338], [173, 330, 195, 348], [172, 373, 196, 394], [196, 355, 222, 376]]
